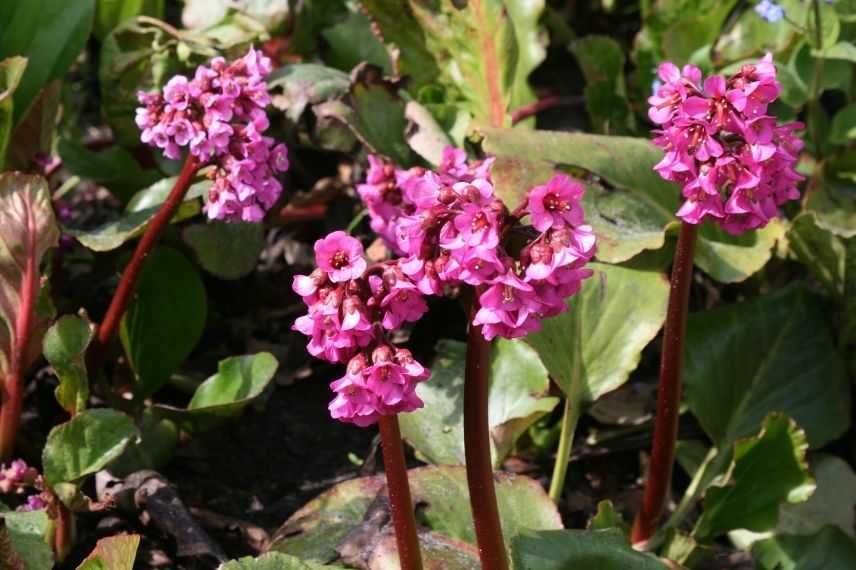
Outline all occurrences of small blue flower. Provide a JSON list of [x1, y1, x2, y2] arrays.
[[755, 0, 785, 23]]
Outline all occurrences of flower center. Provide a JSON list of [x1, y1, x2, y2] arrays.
[[543, 192, 567, 212], [330, 251, 350, 269]]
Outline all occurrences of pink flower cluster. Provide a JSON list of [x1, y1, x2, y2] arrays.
[[0, 459, 45, 512], [358, 147, 597, 340], [135, 47, 289, 222], [649, 54, 804, 234], [292, 231, 429, 426]]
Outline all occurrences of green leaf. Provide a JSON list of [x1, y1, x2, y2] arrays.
[[819, 41, 856, 62], [221, 552, 345, 570], [788, 213, 846, 299], [0, 174, 60, 387], [56, 138, 160, 203], [369, 532, 480, 570], [404, 100, 454, 167], [0, 509, 52, 570], [66, 177, 208, 252], [267, 64, 350, 122], [752, 526, 856, 570], [525, 263, 668, 402], [183, 221, 265, 280], [0, 57, 26, 170], [0, 0, 95, 123], [182, 0, 289, 33], [321, 11, 392, 75], [511, 528, 668, 570], [569, 36, 635, 134], [44, 315, 94, 416], [695, 414, 815, 540], [480, 126, 782, 282], [830, 103, 856, 145], [398, 339, 559, 467], [271, 465, 561, 562], [42, 408, 138, 487], [108, 409, 177, 477], [94, 0, 164, 40], [77, 533, 141, 570], [589, 500, 626, 533], [804, 181, 856, 239], [715, 9, 796, 65], [120, 247, 207, 397], [154, 353, 278, 433], [684, 286, 850, 451], [777, 455, 856, 539]]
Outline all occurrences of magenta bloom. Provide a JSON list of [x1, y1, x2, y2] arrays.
[[527, 174, 585, 232], [649, 53, 803, 234], [314, 231, 367, 283], [135, 47, 289, 223]]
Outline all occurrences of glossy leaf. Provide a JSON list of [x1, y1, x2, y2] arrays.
[[44, 315, 94, 416], [830, 103, 856, 145], [398, 339, 559, 467], [109, 410, 177, 477], [788, 213, 846, 299], [684, 286, 850, 450], [525, 262, 668, 402], [321, 12, 392, 75], [77, 533, 140, 570], [0, 174, 60, 384], [0, 0, 95, 123], [404, 100, 453, 167], [511, 528, 668, 570], [183, 221, 265, 280], [271, 465, 561, 562], [66, 177, 208, 252], [752, 526, 856, 570], [267, 64, 350, 122], [695, 414, 815, 540], [120, 247, 206, 397], [804, 182, 856, 239], [777, 455, 856, 539], [182, 0, 289, 32], [0, 509, 52, 570], [0, 57, 26, 170], [221, 552, 345, 570], [42, 408, 138, 487], [56, 138, 160, 203], [480, 126, 782, 282], [155, 353, 278, 433]]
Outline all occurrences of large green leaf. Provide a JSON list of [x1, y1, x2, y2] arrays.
[[511, 528, 668, 570], [0, 57, 26, 170], [182, 0, 289, 32], [183, 221, 265, 280], [398, 339, 558, 467], [788, 213, 846, 299], [695, 414, 815, 540], [56, 138, 160, 203], [480, 127, 782, 283], [715, 9, 796, 65], [154, 353, 278, 432], [42, 408, 138, 487], [120, 247, 207, 397], [108, 409, 177, 477], [94, 0, 164, 40], [569, 35, 635, 135], [0, 174, 59, 385], [752, 526, 856, 570], [525, 262, 668, 401], [684, 286, 850, 451], [804, 181, 856, 239], [44, 315, 94, 416], [77, 533, 141, 570], [369, 532, 479, 570], [777, 455, 856, 539], [267, 64, 350, 122], [0, 509, 52, 570], [321, 11, 392, 75], [0, 0, 95, 123], [66, 177, 208, 252], [271, 465, 561, 562], [221, 552, 345, 570]]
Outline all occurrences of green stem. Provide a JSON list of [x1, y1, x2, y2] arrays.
[[548, 397, 581, 502]]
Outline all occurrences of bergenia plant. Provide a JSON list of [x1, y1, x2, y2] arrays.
[[293, 147, 596, 568], [632, 54, 803, 545], [87, 47, 289, 368]]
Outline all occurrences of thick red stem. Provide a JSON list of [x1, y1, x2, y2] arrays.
[[272, 202, 328, 225], [52, 500, 74, 561], [510, 95, 584, 125], [464, 303, 508, 570], [0, 199, 39, 460], [378, 415, 423, 569], [87, 156, 200, 371], [631, 222, 698, 544]]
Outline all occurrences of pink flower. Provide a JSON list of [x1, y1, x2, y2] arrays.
[[314, 231, 367, 283], [527, 174, 585, 232]]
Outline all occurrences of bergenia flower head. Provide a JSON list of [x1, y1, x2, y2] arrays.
[[294, 147, 596, 425], [135, 47, 289, 223], [648, 54, 804, 234]]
